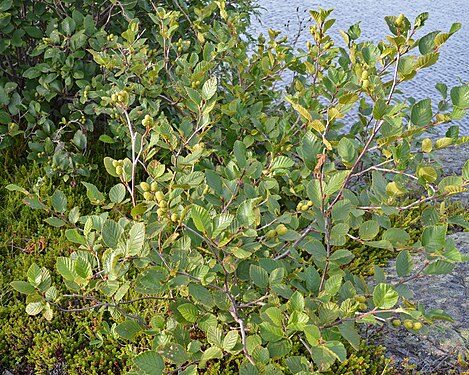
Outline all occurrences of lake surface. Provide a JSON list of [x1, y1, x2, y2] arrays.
[[251, 0, 469, 134]]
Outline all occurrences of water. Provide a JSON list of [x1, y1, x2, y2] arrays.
[[251, 0, 469, 134]]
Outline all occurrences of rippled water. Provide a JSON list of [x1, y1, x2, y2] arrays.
[[251, 0, 469, 134]]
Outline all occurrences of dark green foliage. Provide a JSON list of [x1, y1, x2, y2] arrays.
[[0, 0, 256, 177]]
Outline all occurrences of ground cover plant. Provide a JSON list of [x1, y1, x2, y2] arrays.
[[2, 1, 469, 373]]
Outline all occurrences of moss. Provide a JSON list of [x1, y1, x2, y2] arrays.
[[0, 161, 134, 374]]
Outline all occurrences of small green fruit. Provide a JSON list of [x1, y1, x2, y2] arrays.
[[266, 229, 277, 239], [361, 70, 369, 80], [276, 224, 288, 236], [354, 295, 366, 303], [151, 182, 158, 192], [301, 204, 309, 211], [143, 192, 153, 201], [403, 319, 413, 329], [116, 166, 123, 175], [362, 79, 370, 89], [159, 200, 167, 208], [359, 303, 367, 311], [157, 208, 166, 217], [171, 213, 179, 222], [391, 319, 401, 327], [307, 201, 313, 207], [140, 182, 150, 192], [154, 191, 165, 202], [412, 322, 422, 330]]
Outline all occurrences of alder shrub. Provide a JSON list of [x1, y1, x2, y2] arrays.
[[8, 4, 469, 374]]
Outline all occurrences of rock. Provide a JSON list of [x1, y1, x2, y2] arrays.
[[374, 232, 469, 373]]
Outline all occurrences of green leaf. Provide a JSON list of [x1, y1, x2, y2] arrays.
[[358, 220, 379, 240], [372, 99, 388, 120], [207, 325, 223, 348], [50, 190, 67, 212], [265, 307, 284, 326], [373, 283, 399, 309], [239, 362, 259, 375], [56, 257, 77, 281], [65, 229, 86, 245], [109, 184, 126, 204], [45, 286, 58, 301], [415, 52, 439, 70], [199, 346, 223, 369], [11, 280, 36, 295], [27, 263, 42, 287], [463, 160, 469, 180], [223, 331, 239, 351], [99, 134, 115, 144], [234, 140, 247, 168], [329, 249, 354, 265], [366, 240, 393, 251], [395, 250, 413, 277], [418, 166, 437, 182], [285, 97, 312, 122], [423, 260, 455, 275], [422, 138, 433, 153], [5, 184, 29, 195], [299, 131, 322, 170], [337, 137, 355, 164], [73, 130, 87, 150], [419, 31, 438, 54], [411, 98, 432, 126], [271, 156, 295, 171], [116, 320, 143, 340], [188, 284, 214, 308], [339, 321, 360, 351], [290, 291, 305, 312], [177, 303, 199, 323], [191, 205, 212, 233], [202, 77, 217, 101], [61, 17, 76, 35], [237, 199, 257, 227], [330, 223, 349, 246], [303, 325, 320, 347], [310, 343, 339, 371], [422, 225, 446, 252], [102, 220, 124, 249], [134, 351, 165, 375], [127, 222, 145, 256], [285, 356, 309, 373], [259, 322, 284, 342], [82, 182, 105, 204], [23, 196, 47, 210], [324, 274, 342, 296], [450, 85, 469, 108], [162, 342, 188, 364], [75, 257, 92, 279], [250, 265, 269, 289], [325, 170, 349, 196], [206, 170, 223, 194], [287, 311, 309, 331], [269, 267, 285, 286], [104, 157, 119, 177], [44, 217, 66, 227], [26, 302, 44, 316]]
